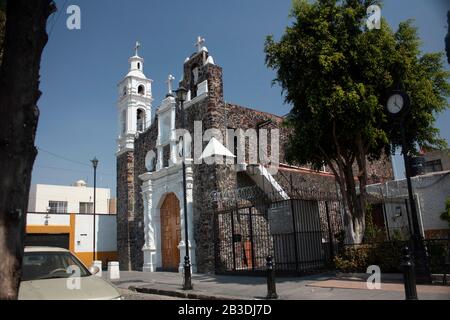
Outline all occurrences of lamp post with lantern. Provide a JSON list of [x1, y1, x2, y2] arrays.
[[175, 86, 193, 290], [91, 157, 99, 263]]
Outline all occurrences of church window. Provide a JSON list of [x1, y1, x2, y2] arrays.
[[123, 86, 127, 96], [190, 65, 199, 99], [162, 145, 170, 168], [160, 115, 171, 145], [138, 85, 145, 95], [137, 62, 141, 70], [137, 109, 145, 132], [121, 110, 126, 135]]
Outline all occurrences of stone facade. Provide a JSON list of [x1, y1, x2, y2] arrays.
[[116, 151, 135, 270], [117, 41, 395, 273]]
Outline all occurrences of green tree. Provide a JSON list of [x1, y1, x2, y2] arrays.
[[440, 198, 450, 227], [265, 0, 450, 243]]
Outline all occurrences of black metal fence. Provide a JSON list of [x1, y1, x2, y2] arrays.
[[213, 189, 344, 275]]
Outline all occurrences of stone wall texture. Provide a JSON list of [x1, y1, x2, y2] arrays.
[[116, 151, 134, 270]]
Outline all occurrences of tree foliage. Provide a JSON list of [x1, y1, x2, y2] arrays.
[[440, 198, 450, 227], [265, 0, 450, 243]]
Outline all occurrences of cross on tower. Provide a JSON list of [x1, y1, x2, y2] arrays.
[[195, 36, 205, 53], [134, 41, 141, 56], [166, 74, 175, 95]]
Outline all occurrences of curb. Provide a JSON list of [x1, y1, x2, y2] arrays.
[[336, 272, 403, 281], [129, 285, 252, 300]]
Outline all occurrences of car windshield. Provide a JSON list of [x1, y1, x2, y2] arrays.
[[21, 251, 91, 281]]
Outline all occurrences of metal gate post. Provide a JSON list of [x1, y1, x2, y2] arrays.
[[230, 209, 237, 271], [248, 207, 256, 271], [289, 198, 299, 271]]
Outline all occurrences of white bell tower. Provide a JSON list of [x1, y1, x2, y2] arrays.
[[117, 41, 153, 155]]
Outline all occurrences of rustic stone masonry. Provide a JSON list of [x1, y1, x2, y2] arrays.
[[116, 151, 134, 270]]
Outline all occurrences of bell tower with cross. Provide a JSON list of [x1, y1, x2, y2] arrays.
[[116, 41, 154, 156], [116, 41, 154, 270]]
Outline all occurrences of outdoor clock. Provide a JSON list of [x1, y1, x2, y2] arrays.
[[386, 90, 410, 117]]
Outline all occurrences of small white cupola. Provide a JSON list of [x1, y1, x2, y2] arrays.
[[127, 41, 146, 78]]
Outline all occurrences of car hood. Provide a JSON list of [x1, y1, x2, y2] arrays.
[[19, 275, 121, 300]]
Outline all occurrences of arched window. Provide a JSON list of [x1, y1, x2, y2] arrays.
[[123, 86, 127, 96], [138, 85, 145, 95], [137, 109, 145, 132], [137, 62, 141, 70]]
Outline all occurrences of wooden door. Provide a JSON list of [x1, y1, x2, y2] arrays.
[[160, 193, 181, 271]]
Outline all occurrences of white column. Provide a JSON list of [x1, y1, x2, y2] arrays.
[[156, 117, 163, 170], [169, 104, 177, 166], [141, 179, 157, 272], [177, 160, 196, 273]]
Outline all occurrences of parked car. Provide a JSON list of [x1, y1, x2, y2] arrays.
[[19, 246, 122, 300]]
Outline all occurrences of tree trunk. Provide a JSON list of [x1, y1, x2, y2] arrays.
[[355, 135, 368, 242], [0, 0, 54, 300], [343, 160, 365, 244]]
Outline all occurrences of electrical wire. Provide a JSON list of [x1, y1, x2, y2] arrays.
[[37, 146, 91, 167]]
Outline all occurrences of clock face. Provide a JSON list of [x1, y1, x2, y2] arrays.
[[387, 93, 404, 114]]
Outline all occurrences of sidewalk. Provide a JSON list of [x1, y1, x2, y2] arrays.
[[105, 271, 450, 300]]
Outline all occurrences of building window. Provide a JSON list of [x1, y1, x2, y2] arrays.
[[121, 110, 126, 136], [137, 109, 145, 132], [48, 201, 67, 214], [138, 85, 145, 95], [163, 144, 170, 168], [79, 202, 93, 214], [424, 159, 443, 173]]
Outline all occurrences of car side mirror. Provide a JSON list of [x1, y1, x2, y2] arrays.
[[89, 265, 100, 275]]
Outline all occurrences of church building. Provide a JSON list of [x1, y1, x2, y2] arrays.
[[116, 38, 394, 273]]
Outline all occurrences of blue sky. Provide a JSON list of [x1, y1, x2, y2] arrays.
[[33, 0, 450, 194]]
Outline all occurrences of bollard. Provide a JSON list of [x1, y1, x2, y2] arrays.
[[108, 261, 120, 280], [401, 245, 418, 300], [93, 260, 102, 277], [266, 256, 278, 300]]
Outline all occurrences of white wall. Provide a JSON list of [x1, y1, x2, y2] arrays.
[[27, 213, 70, 226], [367, 171, 450, 235], [26, 213, 117, 254], [28, 184, 111, 214], [74, 215, 117, 253]]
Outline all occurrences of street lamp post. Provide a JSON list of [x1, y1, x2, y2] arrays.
[[175, 86, 193, 290], [91, 157, 99, 264], [385, 90, 431, 284]]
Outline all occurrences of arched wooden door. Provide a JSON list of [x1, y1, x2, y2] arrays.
[[160, 193, 181, 271]]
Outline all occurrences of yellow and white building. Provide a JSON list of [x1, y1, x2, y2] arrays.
[[26, 181, 118, 267]]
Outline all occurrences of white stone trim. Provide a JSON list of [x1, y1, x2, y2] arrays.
[[184, 92, 208, 109], [140, 160, 197, 273]]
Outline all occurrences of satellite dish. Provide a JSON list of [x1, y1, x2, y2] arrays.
[[145, 150, 156, 172]]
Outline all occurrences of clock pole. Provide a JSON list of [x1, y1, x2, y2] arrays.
[[400, 124, 431, 284], [387, 90, 431, 284]]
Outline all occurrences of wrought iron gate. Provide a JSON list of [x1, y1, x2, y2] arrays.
[[213, 195, 343, 275]]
